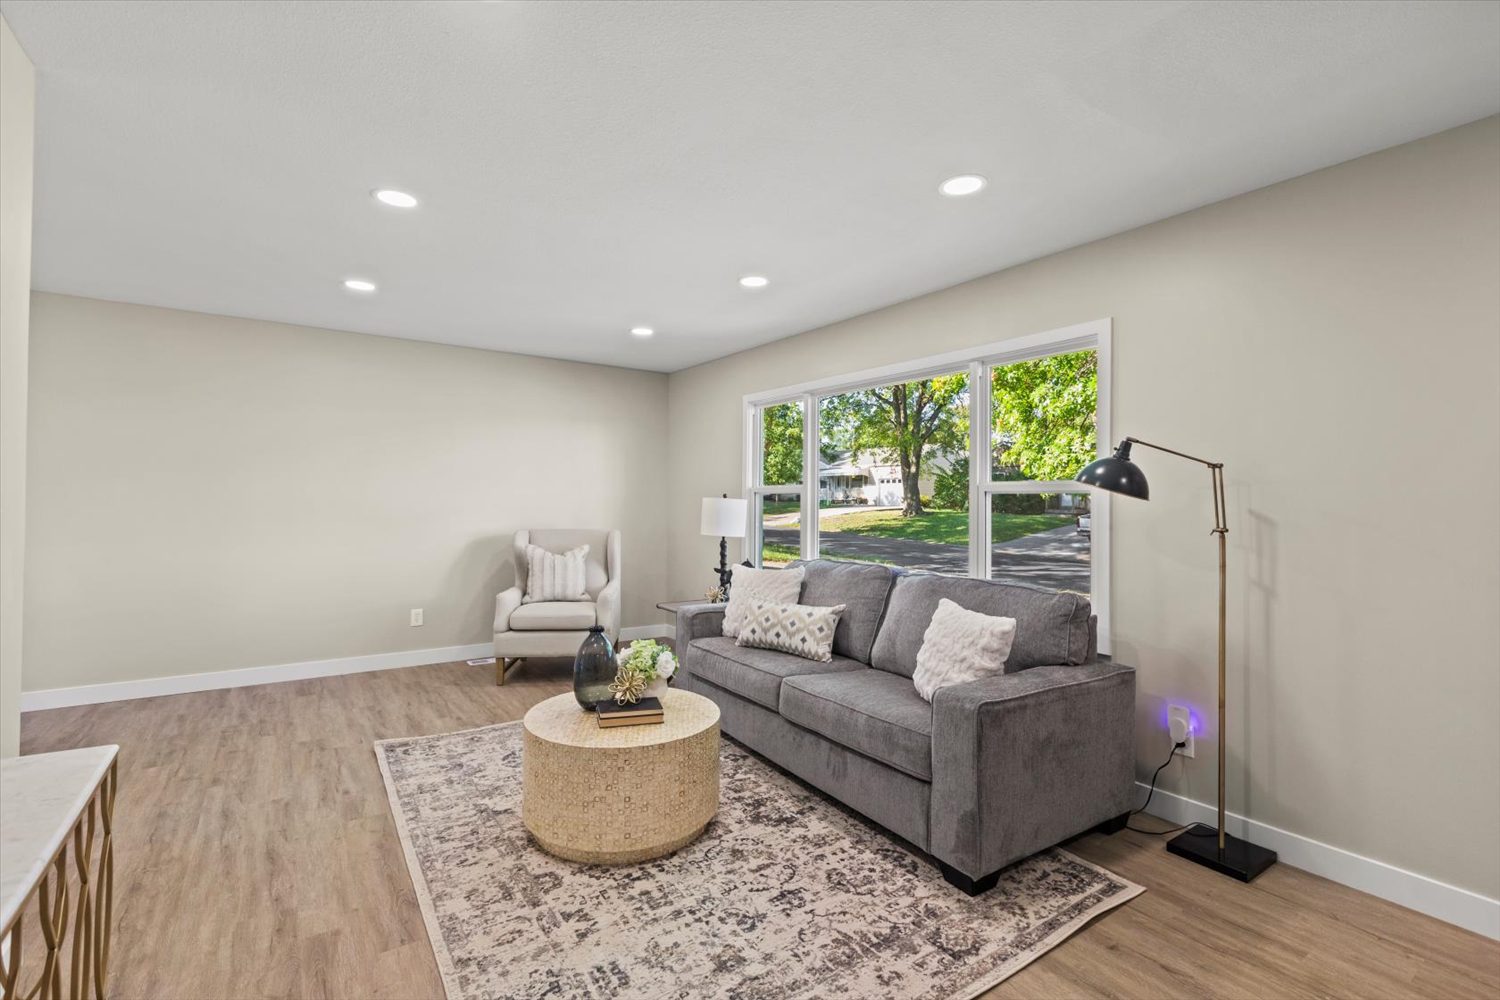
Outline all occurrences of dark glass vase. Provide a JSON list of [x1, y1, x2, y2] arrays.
[[573, 625, 616, 710]]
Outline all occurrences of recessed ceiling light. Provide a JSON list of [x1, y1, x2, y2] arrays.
[[739, 275, 769, 289], [343, 278, 377, 293], [373, 189, 418, 208], [630, 326, 654, 337], [939, 174, 987, 197]]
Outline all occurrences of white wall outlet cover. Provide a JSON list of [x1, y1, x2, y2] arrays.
[[1167, 704, 1196, 758], [410, 608, 424, 627]]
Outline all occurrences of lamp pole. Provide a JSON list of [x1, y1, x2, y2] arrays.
[[1076, 436, 1274, 879], [1118, 438, 1228, 850]]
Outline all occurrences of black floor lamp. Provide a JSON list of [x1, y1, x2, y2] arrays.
[[1076, 438, 1277, 882]]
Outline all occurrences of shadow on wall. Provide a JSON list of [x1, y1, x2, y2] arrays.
[[1241, 505, 1278, 825], [450, 534, 512, 643]]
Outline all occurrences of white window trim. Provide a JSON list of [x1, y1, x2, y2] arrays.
[[743, 317, 1112, 654]]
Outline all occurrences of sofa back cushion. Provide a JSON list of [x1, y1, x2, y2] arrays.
[[869, 574, 1093, 677], [789, 559, 899, 664]]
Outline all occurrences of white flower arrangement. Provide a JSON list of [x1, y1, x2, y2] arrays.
[[611, 640, 678, 703]]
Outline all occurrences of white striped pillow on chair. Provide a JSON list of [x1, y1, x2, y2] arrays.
[[522, 544, 591, 603]]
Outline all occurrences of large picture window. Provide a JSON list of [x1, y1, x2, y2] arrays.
[[744, 319, 1111, 649]]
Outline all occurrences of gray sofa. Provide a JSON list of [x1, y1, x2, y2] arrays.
[[675, 559, 1136, 894]]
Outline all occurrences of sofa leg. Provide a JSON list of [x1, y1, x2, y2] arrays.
[[1093, 811, 1130, 835], [938, 862, 1000, 896]]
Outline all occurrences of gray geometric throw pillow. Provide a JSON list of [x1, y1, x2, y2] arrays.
[[736, 600, 846, 662]]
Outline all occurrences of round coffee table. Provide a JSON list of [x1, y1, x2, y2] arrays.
[[521, 688, 720, 864]]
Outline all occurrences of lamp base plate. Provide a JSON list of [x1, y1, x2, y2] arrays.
[[1165, 824, 1277, 882]]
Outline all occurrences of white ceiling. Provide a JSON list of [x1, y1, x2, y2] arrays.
[[3, 1, 1498, 373]]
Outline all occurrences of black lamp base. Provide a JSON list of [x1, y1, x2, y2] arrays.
[[1165, 824, 1278, 882]]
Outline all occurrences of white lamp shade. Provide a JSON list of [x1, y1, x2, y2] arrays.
[[701, 496, 748, 538]]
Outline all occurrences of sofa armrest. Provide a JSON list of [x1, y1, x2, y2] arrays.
[[674, 602, 726, 643], [596, 579, 622, 641], [930, 662, 1136, 879], [493, 587, 522, 633]]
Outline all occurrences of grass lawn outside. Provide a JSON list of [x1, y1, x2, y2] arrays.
[[763, 499, 859, 515], [789, 508, 1074, 545], [762, 543, 891, 566], [761, 542, 800, 565], [763, 508, 1076, 570]]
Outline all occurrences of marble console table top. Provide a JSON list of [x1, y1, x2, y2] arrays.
[[0, 745, 118, 931]]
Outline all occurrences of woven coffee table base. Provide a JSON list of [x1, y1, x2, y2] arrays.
[[521, 691, 720, 865]]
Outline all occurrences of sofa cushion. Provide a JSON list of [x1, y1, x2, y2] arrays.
[[736, 600, 846, 661], [870, 574, 1093, 677], [780, 670, 934, 781], [912, 598, 1016, 701], [789, 559, 899, 663], [723, 564, 805, 638], [687, 636, 863, 710], [509, 601, 596, 631]]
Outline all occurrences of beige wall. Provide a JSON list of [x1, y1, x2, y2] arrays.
[[0, 16, 36, 757], [25, 294, 669, 690], [665, 117, 1500, 898]]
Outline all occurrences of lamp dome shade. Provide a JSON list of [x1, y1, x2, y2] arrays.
[[1075, 442, 1150, 500], [701, 496, 748, 537]]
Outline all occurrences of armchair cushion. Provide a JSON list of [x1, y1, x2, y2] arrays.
[[510, 601, 597, 631]]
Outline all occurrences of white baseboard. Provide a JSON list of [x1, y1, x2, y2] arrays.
[[20, 641, 496, 711], [35, 640, 1489, 939], [21, 625, 680, 713], [1136, 782, 1499, 940]]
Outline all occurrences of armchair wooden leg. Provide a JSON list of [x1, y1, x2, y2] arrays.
[[496, 657, 525, 686]]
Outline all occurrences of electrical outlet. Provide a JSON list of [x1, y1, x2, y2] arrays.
[[1167, 704, 1195, 758], [410, 608, 424, 627]]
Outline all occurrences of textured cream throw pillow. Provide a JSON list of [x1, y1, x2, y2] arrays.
[[721, 564, 805, 638], [912, 598, 1018, 702], [737, 600, 846, 662], [522, 544, 591, 603]]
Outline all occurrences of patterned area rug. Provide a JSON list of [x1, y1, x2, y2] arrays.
[[375, 721, 1142, 1000]]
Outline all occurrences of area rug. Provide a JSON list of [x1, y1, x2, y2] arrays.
[[375, 721, 1142, 1000]]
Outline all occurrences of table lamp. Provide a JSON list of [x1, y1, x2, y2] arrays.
[[700, 494, 748, 597], [1076, 437, 1277, 882]]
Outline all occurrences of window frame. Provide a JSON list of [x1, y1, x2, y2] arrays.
[[744, 317, 1112, 653]]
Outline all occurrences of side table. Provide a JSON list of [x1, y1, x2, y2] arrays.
[[1, 745, 119, 999]]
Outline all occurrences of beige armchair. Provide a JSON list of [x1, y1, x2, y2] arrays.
[[493, 529, 621, 685]]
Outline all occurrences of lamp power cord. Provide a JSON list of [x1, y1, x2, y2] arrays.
[[1126, 740, 1196, 836]]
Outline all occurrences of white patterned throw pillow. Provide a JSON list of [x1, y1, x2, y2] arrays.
[[912, 598, 1018, 702], [721, 564, 805, 638], [737, 600, 846, 662], [522, 544, 591, 603]]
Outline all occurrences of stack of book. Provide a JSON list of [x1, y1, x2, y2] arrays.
[[595, 697, 665, 728]]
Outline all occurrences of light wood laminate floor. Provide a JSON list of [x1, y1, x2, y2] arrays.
[[20, 658, 1500, 1000]]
